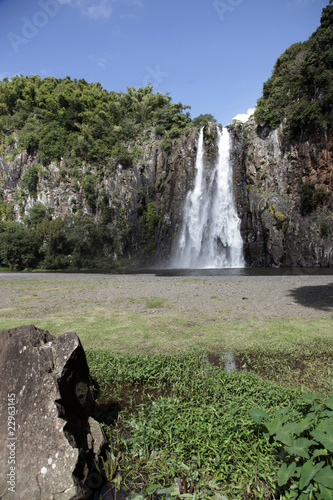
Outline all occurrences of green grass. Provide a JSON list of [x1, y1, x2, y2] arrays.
[[86, 350, 333, 499], [0, 277, 332, 391], [145, 297, 168, 309], [1, 277, 332, 498]]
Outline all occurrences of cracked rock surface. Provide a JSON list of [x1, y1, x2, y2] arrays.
[[0, 324, 106, 499]]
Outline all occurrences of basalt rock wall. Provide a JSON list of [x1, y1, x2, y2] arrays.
[[1, 121, 332, 267], [230, 119, 333, 267], [0, 128, 200, 265]]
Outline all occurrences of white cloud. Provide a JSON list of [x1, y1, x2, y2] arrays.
[[232, 107, 256, 123], [89, 52, 118, 68], [61, 0, 113, 20], [97, 58, 107, 68], [60, 0, 142, 20], [83, 0, 113, 20], [285, 0, 323, 9]]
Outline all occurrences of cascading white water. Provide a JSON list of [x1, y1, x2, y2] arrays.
[[171, 126, 244, 268]]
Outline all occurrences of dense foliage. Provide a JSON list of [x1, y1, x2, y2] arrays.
[[0, 206, 116, 270], [0, 77, 209, 268], [86, 350, 333, 499], [254, 4, 333, 137], [192, 113, 217, 127], [0, 76, 193, 166]]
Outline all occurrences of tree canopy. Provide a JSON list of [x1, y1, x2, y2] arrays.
[[254, 4, 333, 137], [192, 114, 217, 127], [0, 76, 192, 166]]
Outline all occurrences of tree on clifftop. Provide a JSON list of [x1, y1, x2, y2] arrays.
[[254, 3, 333, 138]]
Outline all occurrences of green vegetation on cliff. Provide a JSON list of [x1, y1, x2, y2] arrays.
[[0, 76, 192, 165], [0, 209, 115, 270], [254, 4, 333, 137], [0, 79, 202, 269]]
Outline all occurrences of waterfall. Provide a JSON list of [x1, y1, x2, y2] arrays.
[[171, 126, 244, 268]]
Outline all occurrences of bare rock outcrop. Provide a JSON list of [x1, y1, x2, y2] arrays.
[[0, 325, 106, 499], [230, 120, 333, 267]]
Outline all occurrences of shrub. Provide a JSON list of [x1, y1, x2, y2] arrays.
[[254, 5, 333, 137], [315, 186, 331, 206], [22, 165, 39, 198], [38, 123, 67, 163], [192, 114, 217, 127], [25, 202, 48, 227], [0, 221, 40, 270], [299, 182, 316, 215], [82, 174, 98, 212]]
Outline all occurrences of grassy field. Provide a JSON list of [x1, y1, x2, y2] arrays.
[[0, 276, 332, 392], [1, 276, 332, 499]]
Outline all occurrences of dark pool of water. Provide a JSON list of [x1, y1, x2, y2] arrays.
[[130, 267, 333, 277]]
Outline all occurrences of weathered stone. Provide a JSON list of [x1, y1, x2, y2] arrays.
[[0, 120, 332, 267], [0, 325, 106, 500], [230, 120, 333, 267]]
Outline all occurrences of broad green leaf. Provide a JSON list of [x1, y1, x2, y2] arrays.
[[156, 488, 170, 495], [324, 395, 333, 410], [291, 414, 317, 435], [274, 429, 294, 446], [312, 448, 329, 458], [285, 438, 317, 458], [317, 417, 333, 429], [319, 484, 333, 500], [315, 467, 333, 489], [249, 408, 270, 424], [145, 484, 161, 494], [277, 462, 297, 486], [299, 459, 325, 490], [311, 426, 333, 452], [275, 407, 290, 415], [266, 415, 287, 436], [321, 410, 333, 418], [300, 393, 324, 405], [282, 421, 306, 434], [163, 483, 181, 496]]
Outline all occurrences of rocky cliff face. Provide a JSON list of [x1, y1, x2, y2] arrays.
[[1, 121, 332, 267], [230, 119, 333, 267], [0, 128, 199, 265]]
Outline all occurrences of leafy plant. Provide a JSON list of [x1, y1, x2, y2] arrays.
[[0, 220, 41, 269], [269, 203, 288, 230], [192, 114, 217, 127], [22, 165, 39, 198], [299, 182, 332, 215], [254, 5, 333, 138], [249, 394, 333, 498], [0, 75, 193, 168], [86, 349, 316, 499], [82, 173, 98, 211]]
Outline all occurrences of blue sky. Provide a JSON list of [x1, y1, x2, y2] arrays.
[[0, 0, 329, 125]]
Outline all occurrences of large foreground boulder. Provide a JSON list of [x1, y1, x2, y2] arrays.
[[0, 325, 106, 499]]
